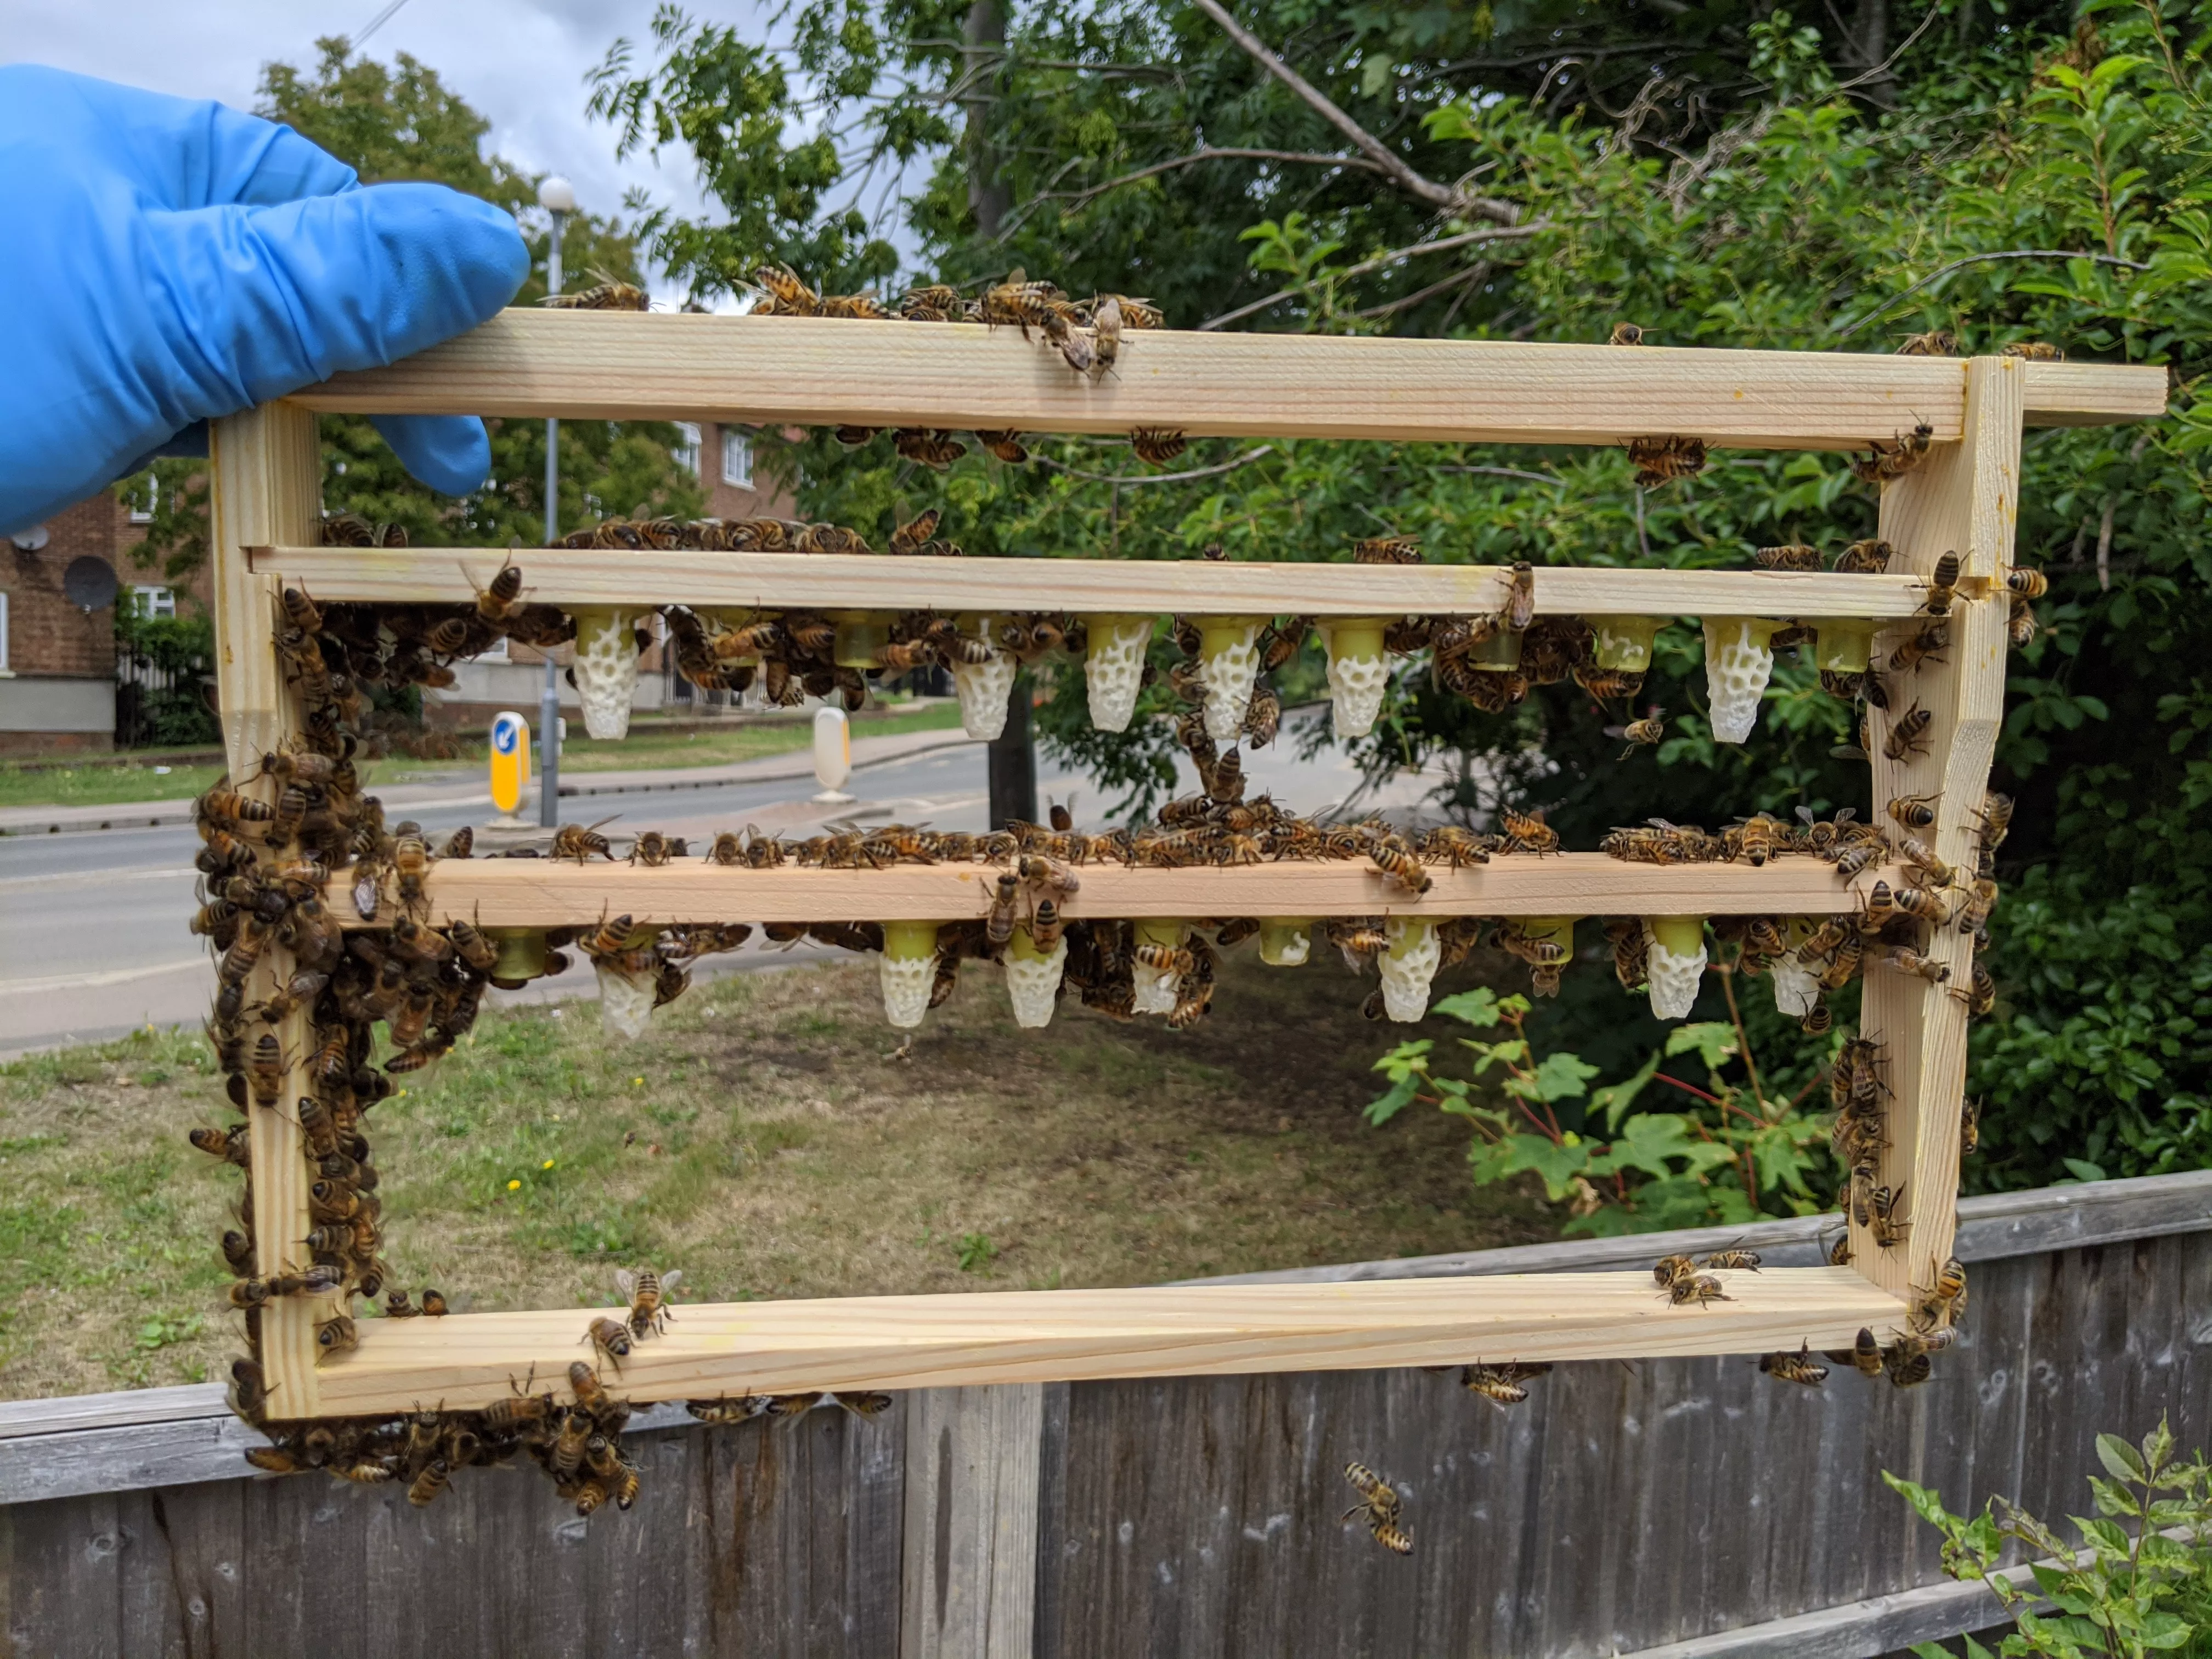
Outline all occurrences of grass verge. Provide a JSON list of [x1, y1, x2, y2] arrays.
[[0, 950, 1551, 1400]]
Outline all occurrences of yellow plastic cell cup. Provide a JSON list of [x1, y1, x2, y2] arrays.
[[1814, 618, 1876, 674], [829, 611, 891, 670], [1646, 915, 1706, 957], [1587, 616, 1662, 672], [1257, 918, 1314, 966]]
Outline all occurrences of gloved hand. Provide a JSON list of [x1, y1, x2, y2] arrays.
[[0, 65, 529, 534]]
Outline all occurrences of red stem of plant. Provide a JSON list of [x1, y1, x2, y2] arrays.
[[1652, 1071, 1725, 1107]]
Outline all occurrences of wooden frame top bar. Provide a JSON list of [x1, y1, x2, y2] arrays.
[[312, 1268, 1906, 1415], [329, 855, 1900, 927], [255, 546, 1932, 618], [288, 312, 2165, 449]]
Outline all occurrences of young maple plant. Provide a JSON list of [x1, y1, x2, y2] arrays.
[[1365, 974, 1835, 1236]]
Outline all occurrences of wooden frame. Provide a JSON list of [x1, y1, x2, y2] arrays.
[[204, 317, 2164, 1418]]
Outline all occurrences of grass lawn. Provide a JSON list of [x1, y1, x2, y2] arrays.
[[0, 950, 1553, 1400], [0, 701, 964, 812]]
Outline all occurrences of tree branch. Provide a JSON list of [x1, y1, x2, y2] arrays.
[[1042, 146, 1385, 213], [1197, 222, 1546, 331], [1189, 0, 1519, 226], [1832, 249, 2152, 342], [1031, 444, 1276, 486]]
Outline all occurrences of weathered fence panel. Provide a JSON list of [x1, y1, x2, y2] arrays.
[[4, 1172, 2208, 1659]]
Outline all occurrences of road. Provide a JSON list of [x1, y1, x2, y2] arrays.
[[0, 715, 1443, 1056]]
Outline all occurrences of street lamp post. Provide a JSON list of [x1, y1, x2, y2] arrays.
[[536, 176, 575, 828]]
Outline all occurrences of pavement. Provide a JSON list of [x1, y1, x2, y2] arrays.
[[0, 712, 1454, 1058]]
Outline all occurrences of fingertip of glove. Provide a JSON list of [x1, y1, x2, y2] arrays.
[[370, 414, 493, 498], [349, 183, 529, 324]]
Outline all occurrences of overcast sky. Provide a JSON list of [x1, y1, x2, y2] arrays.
[[7, 0, 779, 295]]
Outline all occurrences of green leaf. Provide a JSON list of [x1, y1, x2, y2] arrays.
[[2097, 1432, 2149, 1482], [2062, 1158, 2108, 1184], [1490, 1133, 1592, 1201], [1884, 1471, 1959, 1530], [2139, 1612, 2193, 1650], [2074, 1515, 2129, 1557], [2142, 1415, 2175, 1477], [1602, 1113, 1700, 1178], [1369, 1039, 1434, 1077], [1431, 988, 1503, 1028], [1364, 1074, 1424, 1126], [1592, 1051, 1663, 1131], [1507, 1051, 1600, 1104], [1665, 1022, 1739, 1072], [2089, 1475, 2143, 1517]]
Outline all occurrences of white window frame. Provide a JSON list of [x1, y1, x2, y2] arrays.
[[127, 477, 158, 524], [673, 421, 703, 478], [721, 428, 753, 489], [131, 585, 176, 619]]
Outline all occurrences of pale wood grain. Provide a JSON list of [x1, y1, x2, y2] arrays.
[[281, 311, 2163, 445], [321, 854, 1910, 927], [901, 1386, 1043, 1659], [1858, 356, 2022, 1299], [308, 1269, 1904, 1415], [250, 545, 1931, 619], [210, 405, 328, 1417]]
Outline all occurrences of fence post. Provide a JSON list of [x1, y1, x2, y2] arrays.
[[900, 1384, 1043, 1659]]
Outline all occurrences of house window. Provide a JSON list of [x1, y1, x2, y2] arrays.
[[126, 476, 158, 524], [721, 428, 753, 488], [673, 422, 702, 478], [131, 585, 176, 619], [0, 590, 9, 672]]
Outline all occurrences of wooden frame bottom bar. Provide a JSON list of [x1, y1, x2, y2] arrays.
[[310, 1269, 1905, 1417]]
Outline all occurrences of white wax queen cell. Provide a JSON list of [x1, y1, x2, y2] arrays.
[[571, 607, 643, 740], [1196, 617, 1262, 744], [1770, 918, 1822, 1018], [1378, 916, 1441, 1022], [879, 921, 941, 1029], [1003, 926, 1069, 1029], [1643, 916, 1708, 1022], [1132, 919, 1188, 1014], [1702, 617, 1784, 744], [1085, 614, 1153, 733], [596, 956, 658, 1040], [951, 615, 1017, 740], [1320, 618, 1390, 740]]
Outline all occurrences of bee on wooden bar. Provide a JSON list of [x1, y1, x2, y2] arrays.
[[1888, 792, 1941, 830], [893, 428, 969, 469], [1701, 1248, 1762, 1272], [1497, 806, 1559, 855], [1417, 826, 1493, 869], [687, 1395, 771, 1424], [1895, 329, 1957, 357], [1753, 544, 1822, 572], [539, 270, 648, 311], [616, 1266, 681, 1340], [1460, 1361, 1551, 1408], [1834, 538, 1894, 574], [1867, 1182, 1910, 1249], [316, 1314, 359, 1359], [1665, 1273, 1733, 1307], [1759, 1344, 1830, 1387], [1352, 535, 1421, 565], [1342, 1462, 1412, 1554], [584, 1316, 633, 1372], [1920, 552, 1962, 617], [1825, 1327, 1887, 1378], [1652, 1253, 1697, 1290], [1086, 293, 1122, 377], [1883, 701, 1934, 761], [973, 430, 1029, 465], [1827, 1232, 1853, 1267], [1609, 321, 1644, 345], [1626, 434, 1706, 487], [1130, 428, 1188, 467], [628, 831, 687, 868], [1974, 791, 2013, 855], [898, 283, 964, 321], [2002, 340, 2063, 360], [1949, 961, 1997, 1018], [551, 818, 618, 864]]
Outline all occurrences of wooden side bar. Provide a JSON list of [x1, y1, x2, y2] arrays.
[[311, 1267, 1906, 1417], [324, 854, 1910, 928], [251, 546, 1930, 620], [1855, 356, 2022, 1297], [283, 311, 2164, 445], [208, 404, 328, 1419]]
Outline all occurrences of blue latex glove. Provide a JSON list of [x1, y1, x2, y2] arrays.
[[0, 65, 529, 534]]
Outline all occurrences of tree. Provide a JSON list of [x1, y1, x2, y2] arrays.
[[120, 37, 704, 584]]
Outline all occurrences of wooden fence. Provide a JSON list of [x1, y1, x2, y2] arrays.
[[4, 1171, 2208, 1659]]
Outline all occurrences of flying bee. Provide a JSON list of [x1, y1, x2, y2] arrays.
[[1888, 619, 1949, 675], [1666, 1273, 1733, 1307], [1753, 544, 1822, 572], [1128, 427, 1189, 468], [1341, 1462, 1412, 1554], [1888, 792, 1941, 830], [1351, 535, 1421, 565], [2005, 566, 2049, 600], [1759, 1344, 1830, 1387], [1608, 321, 1644, 346], [1607, 709, 1665, 757], [584, 1316, 633, 1372], [1883, 701, 1934, 761], [615, 1266, 681, 1340], [551, 817, 618, 864], [1626, 433, 1706, 487], [1921, 552, 1961, 617]]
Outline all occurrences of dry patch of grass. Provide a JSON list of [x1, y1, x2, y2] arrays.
[[0, 952, 1553, 1401]]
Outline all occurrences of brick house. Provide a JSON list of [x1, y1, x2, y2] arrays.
[[0, 486, 203, 757]]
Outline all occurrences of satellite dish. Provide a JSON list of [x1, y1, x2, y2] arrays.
[[63, 556, 118, 612], [8, 524, 49, 551]]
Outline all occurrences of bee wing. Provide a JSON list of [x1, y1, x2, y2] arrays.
[[614, 1268, 637, 1299], [659, 1269, 682, 1294]]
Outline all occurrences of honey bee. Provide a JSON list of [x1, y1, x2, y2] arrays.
[[551, 817, 618, 864], [1883, 701, 1934, 761], [1867, 1181, 1910, 1248], [1666, 1273, 1733, 1307], [1652, 1252, 1697, 1289], [1888, 620, 1949, 674], [1878, 946, 1951, 984], [1753, 544, 1822, 571], [540, 269, 648, 311], [316, 1314, 359, 1359], [1759, 1344, 1830, 1387], [893, 428, 969, 469], [1888, 792, 1941, 830], [629, 831, 687, 867], [2002, 340, 2063, 360], [1368, 836, 1432, 896], [834, 425, 882, 447], [1921, 552, 1962, 617], [1459, 1361, 1551, 1407], [973, 430, 1029, 465], [1852, 420, 1936, 484], [1418, 826, 1493, 869], [1974, 791, 2013, 854], [2004, 566, 2049, 601], [1609, 321, 1644, 346], [686, 1395, 771, 1424], [1341, 1462, 1412, 1555], [584, 1316, 633, 1372], [1948, 961, 1996, 1017], [1613, 713, 1665, 754], [1626, 434, 1706, 487], [1960, 1097, 1982, 1156], [889, 510, 942, 556], [1827, 1232, 1853, 1267], [1701, 1249, 1762, 1272], [550, 1410, 591, 1480], [1503, 561, 1537, 633], [1089, 294, 1122, 378], [1895, 836, 1955, 888], [1865, 878, 1950, 927], [1833, 538, 1894, 575], [1498, 806, 1559, 855], [615, 1266, 682, 1340], [1352, 536, 1421, 565], [1895, 329, 1957, 357], [1129, 428, 1188, 467], [1825, 1327, 1886, 1378], [1723, 812, 1781, 867]]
